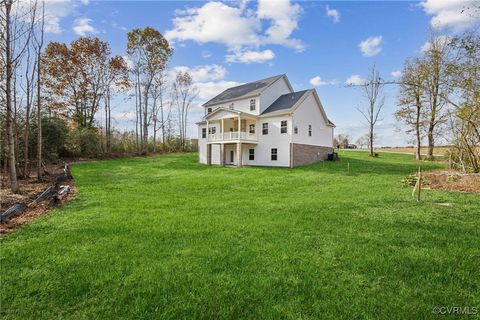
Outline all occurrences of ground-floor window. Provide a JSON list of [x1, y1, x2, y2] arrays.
[[271, 148, 277, 161], [249, 149, 255, 160], [202, 128, 206, 138]]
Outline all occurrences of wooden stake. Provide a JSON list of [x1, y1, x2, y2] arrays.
[[416, 167, 422, 201]]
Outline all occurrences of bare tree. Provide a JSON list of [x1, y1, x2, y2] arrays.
[[1, 0, 35, 192], [356, 65, 385, 156], [171, 71, 197, 151], [395, 58, 427, 160], [34, 0, 44, 180]]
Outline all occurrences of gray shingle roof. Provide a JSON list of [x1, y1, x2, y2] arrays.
[[261, 90, 311, 115], [203, 74, 285, 107]]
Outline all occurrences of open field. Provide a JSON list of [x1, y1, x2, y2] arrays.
[[376, 146, 451, 157], [1, 151, 479, 319]]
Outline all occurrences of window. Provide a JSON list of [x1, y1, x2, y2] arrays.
[[308, 124, 312, 137], [229, 103, 234, 110], [249, 124, 255, 134], [202, 128, 206, 139], [294, 126, 298, 134], [249, 149, 255, 161], [250, 99, 256, 111], [280, 120, 287, 134], [208, 127, 216, 134], [207, 107, 212, 114], [262, 123, 268, 135], [271, 148, 277, 161]]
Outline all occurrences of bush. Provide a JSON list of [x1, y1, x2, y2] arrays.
[[65, 127, 103, 157]]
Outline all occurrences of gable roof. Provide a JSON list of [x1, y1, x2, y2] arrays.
[[261, 89, 335, 127], [261, 90, 311, 115], [202, 74, 292, 107]]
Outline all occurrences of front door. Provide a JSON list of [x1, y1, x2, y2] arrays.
[[230, 150, 234, 163]]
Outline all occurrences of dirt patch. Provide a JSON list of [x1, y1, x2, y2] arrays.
[[1, 164, 76, 235], [423, 170, 480, 194]]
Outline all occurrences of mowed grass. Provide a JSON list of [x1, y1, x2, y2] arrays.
[[1, 151, 479, 319]]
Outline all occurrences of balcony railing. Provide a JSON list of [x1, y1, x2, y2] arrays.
[[208, 131, 257, 142]]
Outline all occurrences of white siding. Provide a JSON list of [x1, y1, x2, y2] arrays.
[[291, 93, 333, 147], [259, 78, 292, 114], [254, 115, 292, 167], [205, 97, 259, 115]]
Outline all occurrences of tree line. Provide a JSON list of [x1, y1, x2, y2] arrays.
[[1, 0, 198, 194], [341, 28, 479, 173]]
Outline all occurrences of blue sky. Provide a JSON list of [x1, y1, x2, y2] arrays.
[[42, 0, 480, 146]]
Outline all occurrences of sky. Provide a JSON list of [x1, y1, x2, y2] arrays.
[[40, 0, 480, 146]]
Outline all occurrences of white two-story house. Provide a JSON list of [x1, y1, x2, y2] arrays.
[[197, 74, 335, 167]]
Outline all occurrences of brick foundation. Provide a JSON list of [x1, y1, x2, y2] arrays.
[[291, 143, 333, 167]]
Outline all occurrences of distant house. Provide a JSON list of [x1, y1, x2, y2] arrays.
[[197, 74, 335, 167]]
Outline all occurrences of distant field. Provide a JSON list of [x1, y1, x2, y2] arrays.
[[350, 146, 450, 157], [1, 151, 479, 319], [379, 146, 450, 156]]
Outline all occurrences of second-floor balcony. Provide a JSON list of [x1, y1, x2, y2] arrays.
[[208, 131, 257, 143]]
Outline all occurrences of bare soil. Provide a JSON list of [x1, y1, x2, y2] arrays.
[[0, 164, 76, 235], [423, 169, 480, 194]]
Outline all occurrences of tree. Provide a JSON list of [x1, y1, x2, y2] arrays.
[[334, 134, 350, 148], [1, 0, 35, 193], [445, 32, 480, 172], [171, 71, 197, 151], [356, 65, 385, 156], [127, 27, 172, 154], [35, 0, 45, 180], [422, 33, 452, 158], [102, 56, 129, 153], [43, 37, 121, 129], [395, 58, 427, 160]]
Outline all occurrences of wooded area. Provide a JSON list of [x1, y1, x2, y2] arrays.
[[1, 0, 198, 194]]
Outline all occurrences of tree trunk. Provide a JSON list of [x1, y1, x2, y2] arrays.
[[5, 1, 20, 193], [415, 95, 422, 161], [36, 48, 44, 180]]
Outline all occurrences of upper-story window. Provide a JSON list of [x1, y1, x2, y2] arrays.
[[262, 123, 268, 135], [249, 124, 255, 134], [229, 103, 234, 110], [280, 121, 287, 134], [202, 128, 206, 138], [208, 127, 216, 134], [294, 126, 298, 134], [308, 124, 312, 137], [207, 107, 212, 114], [250, 99, 256, 111]]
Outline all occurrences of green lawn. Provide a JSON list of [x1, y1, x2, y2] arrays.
[[1, 151, 479, 319]]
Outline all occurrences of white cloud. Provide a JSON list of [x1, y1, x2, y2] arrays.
[[165, 2, 260, 48], [165, 0, 304, 63], [196, 80, 242, 101], [172, 65, 227, 82], [309, 76, 327, 86], [73, 18, 98, 36], [391, 70, 402, 78], [358, 36, 383, 57], [420, 0, 480, 30], [201, 50, 212, 58], [326, 5, 340, 23], [257, 0, 304, 51], [345, 75, 367, 86], [225, 49, 275, 64]]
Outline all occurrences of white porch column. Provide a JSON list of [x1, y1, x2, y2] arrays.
[[236, 142, 242, 168], [221, 118, 224, 140], [206, 120, 209, 142], [237, 115, 241, 140]]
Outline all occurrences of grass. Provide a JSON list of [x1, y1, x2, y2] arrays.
[[1, 151, 479, 319]]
